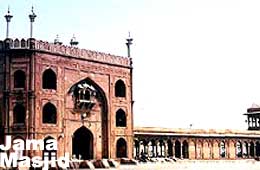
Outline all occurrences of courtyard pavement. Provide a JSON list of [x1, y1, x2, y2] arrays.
[[118, 160, 260, 170]]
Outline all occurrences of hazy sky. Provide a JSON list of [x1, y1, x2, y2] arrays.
[[1, 0, 260, 130]]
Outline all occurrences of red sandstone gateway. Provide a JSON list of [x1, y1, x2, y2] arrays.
[[0, 38, 134, 160]]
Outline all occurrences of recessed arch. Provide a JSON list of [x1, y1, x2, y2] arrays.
[[115, 79, 126, 97], [72, 126, 93, 160], [175, 140, 181, 158], [42, 102, 57, 124], [167, 140, 173, 157], [182, 140, 189, 159], [116, 138, 127, 158], [116, 109, 126, 127], [14, 70, 26, 88], [13, 104, 25, 124], [250, 141, 255, 157], [256, 141, 260, 157], [68, 77, 108, 158], [42, 68, 57, 90]]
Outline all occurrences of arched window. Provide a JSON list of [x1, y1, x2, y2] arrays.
[[116, 109, 126, 127], [220, 141, 226, 158], [42, 69, 57, 90], [42, 102, 57, 124], [14, 70, 26, 88], [13, 104, 25, 124], [115, 80, 126, 97], [236, 141, 242, 158], [182, 140, 189, 159], [116, 138, 127, 158]]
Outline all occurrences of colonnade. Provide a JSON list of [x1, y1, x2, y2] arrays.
[[134, 137, 260, 160]]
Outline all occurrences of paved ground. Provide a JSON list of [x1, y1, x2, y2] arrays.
[[118, 160, 260, 170]]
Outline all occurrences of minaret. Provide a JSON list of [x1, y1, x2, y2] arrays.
[[126, 32, 133, 59], [28, 6, 37, 38], [4, 6, 13, 39], [126, 32, 134, 134]]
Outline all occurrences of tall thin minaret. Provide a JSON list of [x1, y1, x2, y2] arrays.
[[126, 32, 133, 59], [29, 6, 37, 38], [4, 6, 13, 39], [126, 32, 134, 131]]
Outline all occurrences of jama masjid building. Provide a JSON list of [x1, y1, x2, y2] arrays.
[[1, 8, 260, 161]]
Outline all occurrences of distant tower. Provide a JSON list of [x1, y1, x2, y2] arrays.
[[244, 104, 260, 130], [4, 7, 13, 38], [70, 35, 79, 47], [28, 6, 37, 38]]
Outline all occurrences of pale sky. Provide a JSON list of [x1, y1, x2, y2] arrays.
[[1, 0, 260, 130]]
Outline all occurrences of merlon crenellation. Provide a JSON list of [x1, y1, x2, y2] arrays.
[[0, 38, 130, 67]]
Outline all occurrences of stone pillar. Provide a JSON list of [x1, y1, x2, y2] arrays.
[[173, 141, 175, 157], [160, 142, 164, 157], [165, 140, 168, 157], [144, 142, 148, 155], [180, 143, 183, 159], [156, 142, 160, 157]]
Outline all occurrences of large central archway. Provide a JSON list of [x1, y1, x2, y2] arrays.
[[72, 126, 93, 160], [68, 78, 109, 158]]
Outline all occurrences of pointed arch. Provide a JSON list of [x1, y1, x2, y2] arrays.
[[115, 79, 126, 97], [250, 141, 255, 157], [182, 140, 189, 159], [116, 109, 126, 127], [13, 104, 25, 124], [175, 140, 181, 158], [72, 126, 93, 160], [167, 139, 173, 157], [68, 77, 109, 158], [116, 138, 127, 158], [42, 69, 57, 90], [256, 141, 260, 157], [42, 102, 57, 124], [14, 70, 26, 88]]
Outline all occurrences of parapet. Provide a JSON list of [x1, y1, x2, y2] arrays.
[[0, 38, 130, 67]]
